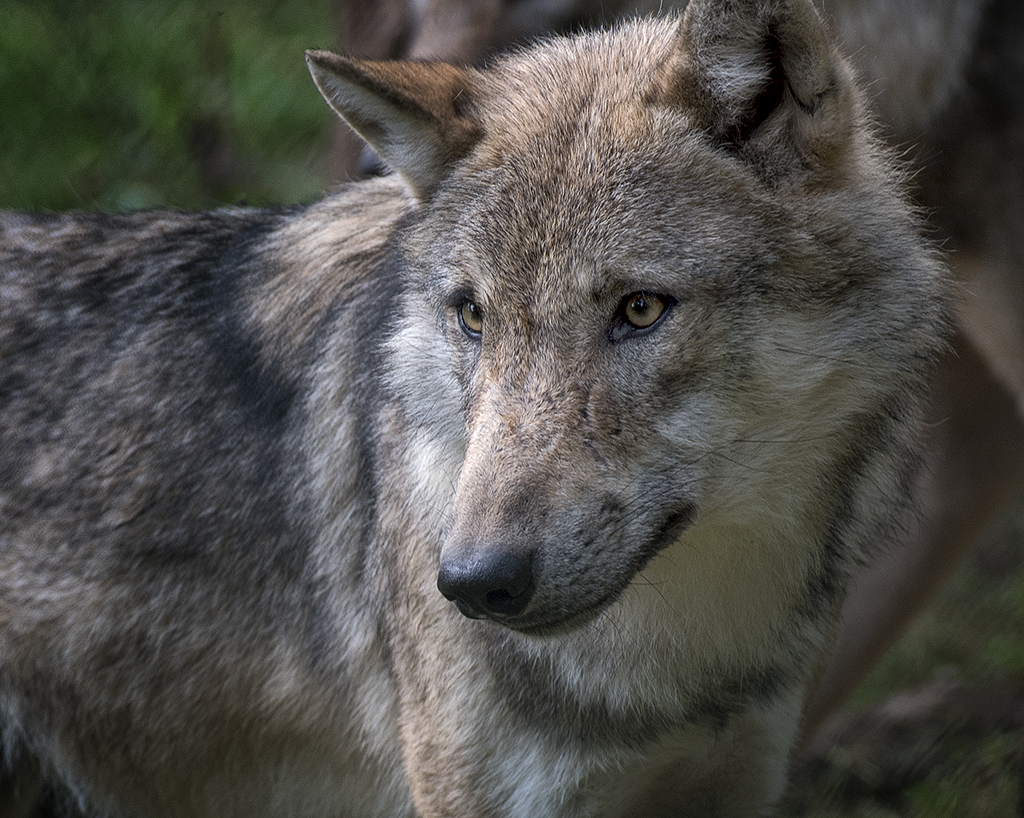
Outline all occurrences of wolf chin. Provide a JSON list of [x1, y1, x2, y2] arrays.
[[0, 1, 948, 816]]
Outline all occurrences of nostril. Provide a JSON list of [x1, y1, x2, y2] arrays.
[[484, 586, 528, 617], [437, 548, 534, 619]]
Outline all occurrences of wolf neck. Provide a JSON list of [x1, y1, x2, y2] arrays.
[[635, 510, 827, 661], [527, 507, 835, 725]]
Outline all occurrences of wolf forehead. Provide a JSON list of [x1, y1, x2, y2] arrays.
[[454, 18, 748, 206], [412, 150, 779, 329], [396, 19, 800, 300], [467, 19, 685, 149]]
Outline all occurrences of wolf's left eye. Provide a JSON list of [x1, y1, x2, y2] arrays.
[[458, 300, 483, 338], [609, 291, 673, 342], [623, 292, 667, 329]]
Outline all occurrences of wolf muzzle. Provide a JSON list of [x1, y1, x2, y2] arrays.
[[436, 547, 535, 620]]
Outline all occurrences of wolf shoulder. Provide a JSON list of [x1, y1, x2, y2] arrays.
[[0, 176, 410, 575], [0, 175, 410, 374]]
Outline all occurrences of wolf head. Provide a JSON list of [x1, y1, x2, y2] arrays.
[[308, 0, 945, 637]]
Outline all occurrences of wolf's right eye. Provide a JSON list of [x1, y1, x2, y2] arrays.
[[458, 300, 483, 338]]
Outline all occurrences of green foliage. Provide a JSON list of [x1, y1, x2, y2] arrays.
[[853, 520, 1024, 709], [901, 731, 1021, 818], [0, 0, 335, 210], [787, 514, 1024, 818]]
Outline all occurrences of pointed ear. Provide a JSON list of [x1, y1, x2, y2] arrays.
[[660, 0, 856, 179], [306, 51, 481, 197]]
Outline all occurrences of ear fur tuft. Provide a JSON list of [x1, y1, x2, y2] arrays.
[[659, 0, 855, 179], [306, 51, 481, 197]]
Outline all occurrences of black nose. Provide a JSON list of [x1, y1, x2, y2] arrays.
[[437, 549, 534, 619]]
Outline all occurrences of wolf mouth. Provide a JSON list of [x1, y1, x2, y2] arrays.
[[488, 502, 698, 637], [495, 588, 625, 638]]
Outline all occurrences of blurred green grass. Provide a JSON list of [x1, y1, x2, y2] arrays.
[[784, 512, 1024, 817], [0, 0, 335, 211]]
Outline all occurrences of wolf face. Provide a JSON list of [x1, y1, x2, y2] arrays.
[[310, 4, 946, 645], [427, 144, 786, 634]]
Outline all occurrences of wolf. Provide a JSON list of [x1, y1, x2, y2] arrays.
[[0, 0, 948, 815], [335, 0, 1024, 737]]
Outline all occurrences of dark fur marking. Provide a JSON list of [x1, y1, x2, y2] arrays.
[[796, 395, 918, 624], [347, 247, 406, 592], [484, 629, 794, 752], [721, 29, 787, 151]]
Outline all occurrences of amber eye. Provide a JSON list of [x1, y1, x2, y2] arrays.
[[622, 292, 667, 329], [458, 300, 483, 337]]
